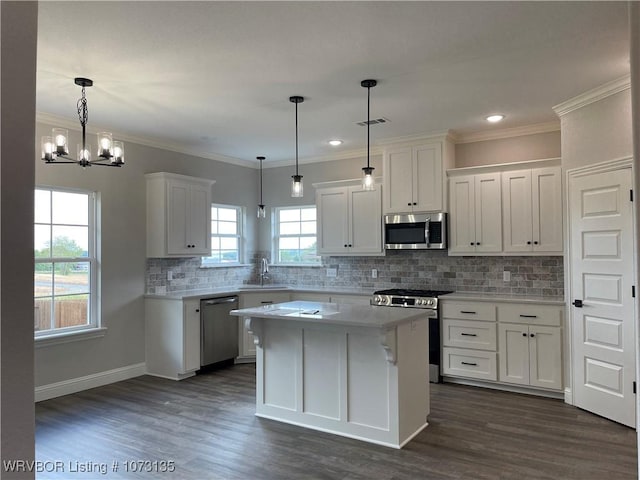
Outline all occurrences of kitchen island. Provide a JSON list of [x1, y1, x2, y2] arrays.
[[230, 301, 431, 448]]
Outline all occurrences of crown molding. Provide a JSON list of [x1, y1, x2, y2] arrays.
[[375, 129, 455, 147], [36, 112, 255, 168], [553, 75, 631, 117], [263, 146, 384, 169], [454, 121, 560, 144]]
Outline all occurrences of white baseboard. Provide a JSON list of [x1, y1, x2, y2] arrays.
[[564, 387, 573, 405], [35, 362, 146, 402]]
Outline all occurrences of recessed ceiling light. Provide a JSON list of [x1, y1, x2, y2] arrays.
[[328, 139, 343, 146], [486, 114, 505, 123]]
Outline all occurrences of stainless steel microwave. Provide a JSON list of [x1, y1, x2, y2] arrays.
[[384, 212, 447, 250]]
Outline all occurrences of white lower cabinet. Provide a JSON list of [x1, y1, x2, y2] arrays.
[[145, 298, 201, 380], [441, 299, 563, 394], [237, 292, 290, 361]]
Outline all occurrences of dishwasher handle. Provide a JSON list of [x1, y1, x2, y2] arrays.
[[202, 296, 239, 306]]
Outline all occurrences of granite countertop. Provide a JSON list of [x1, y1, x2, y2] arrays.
[[441, 291, 565, 305], [230, 301, 430, 328]]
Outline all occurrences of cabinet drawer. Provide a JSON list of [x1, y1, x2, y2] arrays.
[[497, 303, 562, 326], [442, 319, 497, 351], [442, 301, 496, 322], [442, 347, 497, 381]]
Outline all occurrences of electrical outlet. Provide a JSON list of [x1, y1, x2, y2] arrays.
[[372, 269, 378, 279], [167, 270, 173, 281], [503, 270, 511, 282], [326, 268, 337, 277]]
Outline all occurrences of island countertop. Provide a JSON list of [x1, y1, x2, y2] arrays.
[[230, 301, 431, 329]]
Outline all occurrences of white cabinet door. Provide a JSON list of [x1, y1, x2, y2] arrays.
[[167, 179, 191, 255], [413, 143, 442, 212], [503, 166, 562, 253], [449, 173, 501, 254], [502, 170, 533, 252], [383, 147, 413, 213], [474, 173, 502, 253], [183, 300, 201, 373], [349, 187, 382, 254], [532, 167, 562, 252], [317, 187, 349, 255], [448, 175, 476, 254], [498, 323, 530, 386], [529, 325, 562, 390], [188, 183, 212, 255]]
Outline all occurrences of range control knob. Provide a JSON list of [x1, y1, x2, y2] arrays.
[[426, 299, 434, 306], [418, 299, 426, 306]]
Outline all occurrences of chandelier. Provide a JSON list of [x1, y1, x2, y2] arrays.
[[41, 77, 124, 167]]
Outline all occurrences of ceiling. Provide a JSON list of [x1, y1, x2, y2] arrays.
[[35, 1, 630, 167]]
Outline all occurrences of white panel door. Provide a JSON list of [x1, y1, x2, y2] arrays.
[[502, 170, 533, 252], [349, 187, 382, 254], [475, 173, 502, 253], [413, 143, 442, 212], [569, 167, 636, 427], [383, 147, 413, 213]]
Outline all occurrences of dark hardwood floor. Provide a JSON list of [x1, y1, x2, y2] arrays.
[[35, 363, 637, 479]]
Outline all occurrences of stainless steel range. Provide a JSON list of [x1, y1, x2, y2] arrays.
[[372, 288, 452, 383]]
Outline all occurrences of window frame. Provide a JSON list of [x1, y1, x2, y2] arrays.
[[34, 186, 100, 338], [201, 203, 244, 267], [272, 205, 321, 266]]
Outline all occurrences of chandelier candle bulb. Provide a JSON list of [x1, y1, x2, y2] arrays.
[[112, 141, 124, 164], [97, 132, 113, 158], [41, 137, 54, 162], [52, 128, 69, 156]]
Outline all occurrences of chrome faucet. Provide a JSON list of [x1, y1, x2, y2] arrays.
[[259, 257, 270, 286]]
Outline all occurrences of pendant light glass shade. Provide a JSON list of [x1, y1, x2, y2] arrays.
[[361, 79, 377, 190], [289, 96, 304, 198], [257, 156, 266, 218]]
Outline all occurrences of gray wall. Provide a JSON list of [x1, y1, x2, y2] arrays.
[[1, 1, 37, 474], [455, 131, 561, 168], [34, 123, 258, 387]]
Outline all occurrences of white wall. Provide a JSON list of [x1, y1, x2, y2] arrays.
[[455, 131, 561, 168], [34, 122, 258, 388], [1, 1, 37, 475]]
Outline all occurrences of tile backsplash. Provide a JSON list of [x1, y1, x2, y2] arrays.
[[146, 251, 564, 297]]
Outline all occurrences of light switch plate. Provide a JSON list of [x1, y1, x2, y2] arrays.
[[503, 270, 511, 282], [326, 268, 337, 277]]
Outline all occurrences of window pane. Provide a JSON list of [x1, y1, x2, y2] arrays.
[[220, 250, 239, 263], [220, 237, 237, 250], [51, 226, 89, 257], [34, 189, 51, 224], [218, 221, 237, 235], [211, 221, 218, 234], [301, 221, 316, 234], [34, 297, 52, 332], [34, 225, 51, 257], [301, 208, 316, 221], [279, 237, 299, 250], [280, 222, 300, 235], [218, 208, 236, 222], [54, 263, 90, 296], [210, 237, 220, 250], [34, 264, 53, 297], [299, 237, 317, 249], [51, 191, 88, 225], [280, 209, 300, 222], [211, 207, 218, 220], [54, 294, 89, 329]]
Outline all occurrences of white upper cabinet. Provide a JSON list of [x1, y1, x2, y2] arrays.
[[383, 138, 453, 214], [146, 172, 215, 257], [448, 173, 502, 255], [502, 166, 562, 253], [316, 182, 383, 256]]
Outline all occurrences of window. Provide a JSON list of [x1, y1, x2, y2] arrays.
[[274, 206, 320, 264], [202, 204, 243, 266], [34, 187, 98, 336]]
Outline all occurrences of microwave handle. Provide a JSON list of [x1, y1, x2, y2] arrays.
[[424, 218, 430, 246]]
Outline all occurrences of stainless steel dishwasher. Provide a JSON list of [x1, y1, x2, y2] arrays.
[[200, 296, 239, 367]]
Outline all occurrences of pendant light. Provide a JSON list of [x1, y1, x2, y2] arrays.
[[290, 95, 304, 198], [361, 79, 377, 190], [257, 156, 266, 218]]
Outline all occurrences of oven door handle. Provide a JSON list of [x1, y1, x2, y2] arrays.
[[424, 218, 430, 246]]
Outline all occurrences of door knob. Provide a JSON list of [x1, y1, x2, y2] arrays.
[[572, 299, 583, 308]]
